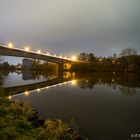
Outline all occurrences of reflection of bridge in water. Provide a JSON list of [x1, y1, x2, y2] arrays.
[[4, 76, 74, 97]]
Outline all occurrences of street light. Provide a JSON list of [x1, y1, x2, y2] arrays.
[[8, 43, 13, 48], [37, 50, 41, 54], [46, 52, 50, 55], [24, 46, 30, 51], [71, 56, 77, 61]]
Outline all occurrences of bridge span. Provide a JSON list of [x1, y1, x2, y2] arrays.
[[0, 45, 78, 71]]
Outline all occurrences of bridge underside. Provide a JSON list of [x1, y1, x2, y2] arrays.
[[0, 46, 73, 72]]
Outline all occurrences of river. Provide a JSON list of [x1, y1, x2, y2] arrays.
[[2, 71, 140, 140]]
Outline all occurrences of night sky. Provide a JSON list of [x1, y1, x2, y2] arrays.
[[0, 0, 140, 64]]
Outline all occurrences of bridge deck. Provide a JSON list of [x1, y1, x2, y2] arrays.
[[0, 45, 74, 64]]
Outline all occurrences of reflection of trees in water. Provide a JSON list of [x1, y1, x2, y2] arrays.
[[1, 70, 140, 96], [0, 70, 9, 87], [0, 70, 9, 96], [119, 86, 137, 95], [78, 79, 95, 89], [22, 70, 58, 80], [75, 72, 140, 95]]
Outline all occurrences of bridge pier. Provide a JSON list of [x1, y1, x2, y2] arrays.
[[58, 62, 64, 77]]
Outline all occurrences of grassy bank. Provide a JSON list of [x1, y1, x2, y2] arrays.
[[0, 97, 80, 140]]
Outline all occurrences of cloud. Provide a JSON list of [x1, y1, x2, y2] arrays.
[[0, 0, 140, 57]]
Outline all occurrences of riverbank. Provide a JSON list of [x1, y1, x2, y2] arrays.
[[0, 97, 81, 140]]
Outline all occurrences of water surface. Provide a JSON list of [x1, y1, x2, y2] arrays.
[[3, 72, 140, 140]]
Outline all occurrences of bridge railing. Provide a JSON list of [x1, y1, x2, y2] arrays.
[[0, 43, 78, 62]]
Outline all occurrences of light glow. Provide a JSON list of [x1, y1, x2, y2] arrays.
[[46, 86, 49, 89], [8, 43, 13, 48], [46, 52, 50, 55], [37, 88, 40, 92], [99, 58, 102, 62], [24, 91, 29, 96], [37, 50, 41, 54], [71, 80, 77, 85], [71, 56, 77, 61], [112, 60, 115, 63], [25, 46, 30, 51], [8, 96, 12, 100]]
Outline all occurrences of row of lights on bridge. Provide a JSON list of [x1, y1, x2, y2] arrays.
[[7, 43, 77, 61]]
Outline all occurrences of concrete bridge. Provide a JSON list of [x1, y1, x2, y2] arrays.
[[0, 45, 78, 72]]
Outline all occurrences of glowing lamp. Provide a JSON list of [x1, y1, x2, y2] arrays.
[[37, 50, 41, 54], [71, 56, 77, 61], [8, 43, 13, 48]]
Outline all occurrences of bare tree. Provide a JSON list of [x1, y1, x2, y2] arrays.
[[119, 47, 137, 57]]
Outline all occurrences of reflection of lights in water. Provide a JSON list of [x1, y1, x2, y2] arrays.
[[71, 80, 77, 85], [112, 60, 115, 63], [113, 71, 116, 75], [99, 58, 102, 62], [24, 91, 29, 96], [8, 96, 12, 100], [37, 88, 40, 92], [46, 52, 50, 55]]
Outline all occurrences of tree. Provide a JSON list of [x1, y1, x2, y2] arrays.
[[78, 53, 87, 61], [88, 53, 95, 61], [119, 47, 137, 57]]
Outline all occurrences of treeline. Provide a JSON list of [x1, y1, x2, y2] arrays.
[[71, 47, 140, 73]]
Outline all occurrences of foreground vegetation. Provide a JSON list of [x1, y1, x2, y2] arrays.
[[0, 97, 80, 140]]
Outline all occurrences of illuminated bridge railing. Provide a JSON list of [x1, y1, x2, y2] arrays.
[[0, 43, 77, 61]]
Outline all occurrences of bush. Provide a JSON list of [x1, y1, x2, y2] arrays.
[[0, 97, 80, 140]]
